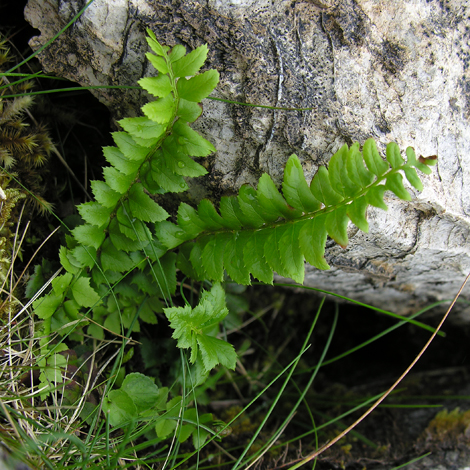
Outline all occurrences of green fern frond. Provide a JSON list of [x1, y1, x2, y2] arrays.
[[156, 140, 436, 285], [34, 30, 219, 348]]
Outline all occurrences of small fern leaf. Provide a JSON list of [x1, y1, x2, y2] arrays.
[[328, 144, 361, 197], [198, 200, 227, 230], [176, 70, 219, 102], [109, 219, 147, 252], [101, 238, 135, 272], [163, 149, 207, 177], [220, 194, 255, 228], [201, 234, 229, 281], [282, 155, 321, 213], [386, 142, 405, 168], [78, 202, 112, 227], [128, 183, 169, 223], [238, 185, 271, 227], [142, 95, 176, 125], [145, 29, 169, 57], [146, 53, 168, 74], [403, 166, 423, 191], [265, 226, 289, 278], [71, 277, 100, 308], [310, 166, 343, 206], [405, 146, 418, 165], [138, 74, 172, 98], [178, 203, 206, 238], [91, 180, 121, 208], [103, 147, 141, 175], [71, 246, 98, 270], [34, 292, 64, 320], [363, 138, 389, 176], [171, 44, 209, 78], [325, 206, 349, 248], [177, 99, 203, 123], [407, 147, 437, 175], [140, 165, 163, 194], [149, 152, 188, 192], [346, 143, 374, 188], [116, 119, 165, 148], [415, 159, 434, 175], [169, 44, 186, 62], [219, 196, 244, 230], [103, 167, 137, 194], [116, 211, 152, 242], [173, 120, 216, 156], [224, 232, 251, 285], [162, 137, 207, 177], [72, 224, 106, 250], [385, 172, 412, 201], [155, 221, 188, 250], [279, 224, 305, 284], [367, 185, 388, 211], [59, 246, 80, 274], [258, 174, 301, 219], [190, 238, 209, 281], [244, 230, 273, 284], [346, 196, 369, 233], [299, 217, 330, 270]]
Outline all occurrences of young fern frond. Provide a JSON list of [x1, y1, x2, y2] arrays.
[[70, 37, 217, 274], [156, 140, 436, 285], [41, 30, 217, 292]]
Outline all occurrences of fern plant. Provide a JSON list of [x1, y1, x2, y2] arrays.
[[157, 141, 436, 285], [26, 29, 437, 450]]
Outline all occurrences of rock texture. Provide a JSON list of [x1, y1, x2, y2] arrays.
[[24, 0, 470, 316]]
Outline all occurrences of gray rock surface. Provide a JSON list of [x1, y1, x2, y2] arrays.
[[24, 0, 470, 316]]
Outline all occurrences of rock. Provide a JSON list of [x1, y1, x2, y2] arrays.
[[24, 0, 470, 316]]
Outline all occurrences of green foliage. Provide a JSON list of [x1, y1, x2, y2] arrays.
[[103, 373, 222, 449], [26, 29, 437, 455], [103, 372, 161, 426], [31, 29, 219, 345], [164, 283, 237, 384], [159, 141, 435, 284]]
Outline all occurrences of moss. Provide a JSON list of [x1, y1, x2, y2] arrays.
[[0, 36, 54, 215], [0, 35, 57, 321], [419, 408, 470, 450]]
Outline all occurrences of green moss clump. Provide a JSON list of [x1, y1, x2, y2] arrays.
[[0, 37, 54, 215], [419, 407, 470, 450]]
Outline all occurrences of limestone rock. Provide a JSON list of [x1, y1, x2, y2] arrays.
[[24, 0, 470, 316]]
